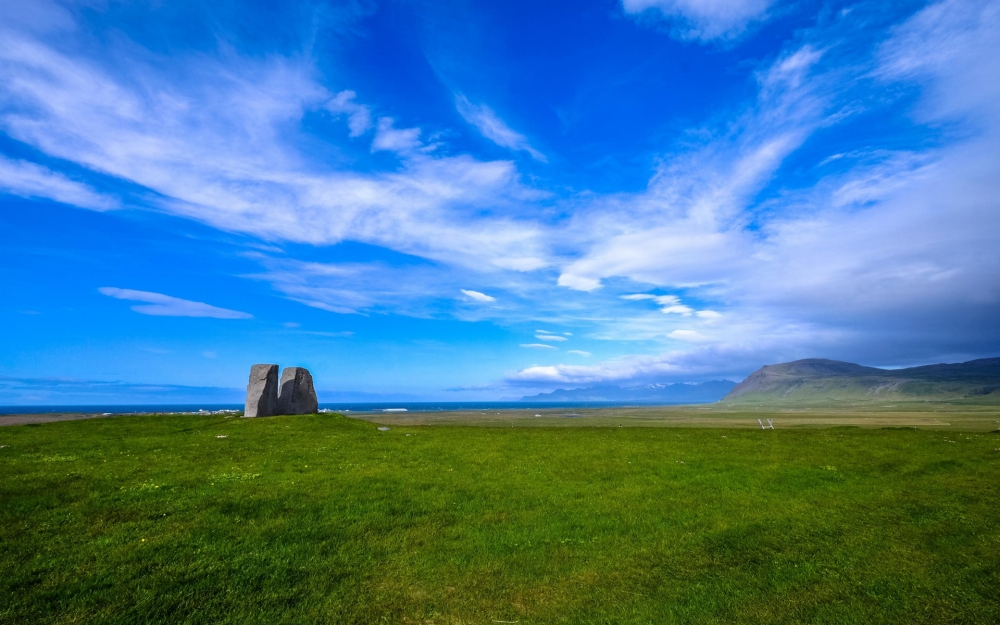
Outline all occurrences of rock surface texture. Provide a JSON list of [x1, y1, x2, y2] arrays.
[[244, 364, 279, 417], [278, 367, 319, 415]]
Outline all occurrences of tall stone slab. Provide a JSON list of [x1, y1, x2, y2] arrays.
[[244, 364, 279, 417], [277, 367, 319, 415]]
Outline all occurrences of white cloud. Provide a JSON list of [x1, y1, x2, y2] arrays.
[[621, 293, 678, 304], [282, 321, 301, 328], [567, 350, 591, 357], [461, 289, 496, 302], [661, 305, 693, 315], [668, 329, 709, 342], [0, 155, 117, 210], [534, 334, 567, 342], [455, 95, 546, 162], [622, 293, 692, 315], [621, 0, 777, 41], [520, 343, 557, 349], [556, 273, 602, 292], [509, 365, 563, 381], [696, 310, 722, 319], [506, 338, 796, 386], [98, 287, 252, 319], [0, 28, 548, 273], [558, 45, 824, 293], [507, 355, 674, 385], [325, 90, 372, 137], [371, 117, 422, 153]]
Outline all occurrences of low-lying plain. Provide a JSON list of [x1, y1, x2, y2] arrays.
[[1, 409, 999, 623]]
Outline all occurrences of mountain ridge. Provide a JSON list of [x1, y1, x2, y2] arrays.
[[724, 357, 1000, 403]]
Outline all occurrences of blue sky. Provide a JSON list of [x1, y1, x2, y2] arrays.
[[2, 0, 999, 404]]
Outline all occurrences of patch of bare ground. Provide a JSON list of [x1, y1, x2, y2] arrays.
[[350, 402, 1000, 431]]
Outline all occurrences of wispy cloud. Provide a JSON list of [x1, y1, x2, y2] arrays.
[[371, 117, 422, 153], [621, 293, 693, 315], [99, 288, 252, 319], [506, 342, 774, 386], [661, 305, 693, 316], [249, 256, 518, 319], [0, 155, 117, 210], [567, 350, 591, 357], [621, 0, 777, 41], [558, 44, 825, 294], [325, 90, 372, 137], [621, 293, 678, 304], [461, 289, 496, 302], [0, 27, 548, 274], [455, 95, 546, 162], [520, 343, 557, 349], [534, 334, 567, 342]]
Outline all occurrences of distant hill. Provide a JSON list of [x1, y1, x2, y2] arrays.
[[520, 380, 736, 404], [723, 357, 1000, 403]]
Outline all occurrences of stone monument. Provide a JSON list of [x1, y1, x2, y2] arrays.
[[278, 366, 319, 415], [244, 364, 279, 417]]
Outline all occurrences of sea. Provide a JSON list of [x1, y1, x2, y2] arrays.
[[0, 400, 705, 416]]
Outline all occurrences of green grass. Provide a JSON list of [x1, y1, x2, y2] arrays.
[[2, 413, 999, 624]]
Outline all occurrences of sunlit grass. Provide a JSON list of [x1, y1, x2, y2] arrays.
[[1, 413, 999, 623]]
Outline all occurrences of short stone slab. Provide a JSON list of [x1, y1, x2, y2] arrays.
[[244, 364, 279, 418], [278, 367, 318, 415]]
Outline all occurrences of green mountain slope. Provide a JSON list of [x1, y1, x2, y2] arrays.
[[723, 357, 1000, 403]]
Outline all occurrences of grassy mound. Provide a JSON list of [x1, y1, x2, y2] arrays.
[[2, 413, 999, 623]]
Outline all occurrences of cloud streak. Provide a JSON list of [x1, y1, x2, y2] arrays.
[[534, 334, 567, 342], [461, 289, 496, 303], [455, 95, 546, 162], [99, 288, 252, 319], [0, 155, 117, 210]]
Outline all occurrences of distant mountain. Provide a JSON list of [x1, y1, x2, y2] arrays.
[[519, 380, 737, 404], [723, 357, 1000, 403]]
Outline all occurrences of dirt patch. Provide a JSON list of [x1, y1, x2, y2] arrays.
[[0, 413, 113, 427]]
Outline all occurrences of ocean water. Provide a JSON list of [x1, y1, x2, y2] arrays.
[[0, 400, 707, 416]]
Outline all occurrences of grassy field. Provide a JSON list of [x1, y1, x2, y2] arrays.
[[357, 401, 1000, 431], [2, 411, 999, 624]]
